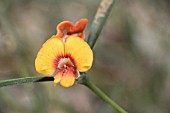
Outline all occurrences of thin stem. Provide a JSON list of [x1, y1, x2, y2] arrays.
[[83, 0, 128, 112], [0, 76, 54, 87], [81, 76, 128, 113], [87, 0, 115, 49]]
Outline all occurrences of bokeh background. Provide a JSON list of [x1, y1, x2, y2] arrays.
[[0, 0, 170, 113]]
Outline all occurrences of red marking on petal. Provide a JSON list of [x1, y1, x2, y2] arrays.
[[53, 54, 64, 70], [65, 54, 77, 69], [53, 54, 77, 70]]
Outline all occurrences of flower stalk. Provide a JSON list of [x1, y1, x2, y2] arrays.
[[81, 76, 128, 113]]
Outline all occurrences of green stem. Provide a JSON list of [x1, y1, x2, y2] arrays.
[[87, 0, 115, 49], [81, 77, 128, 113], [0, 76, 53, 87]]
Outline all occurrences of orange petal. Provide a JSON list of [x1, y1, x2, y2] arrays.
[[67, 19, 88, 40], [56, 19, 88, 40], [74, 18, 88, 34], [56, 21, 74, 38], [35, 36, 64, 75], [54, 69, 63, 86], [65, 36, 93, 72], [67, 19, 88, 35], [60, 67, 76, 88], [79, 31, 85, 40]]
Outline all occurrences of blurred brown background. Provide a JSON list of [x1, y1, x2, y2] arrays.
[[0, 0, 170, 113]]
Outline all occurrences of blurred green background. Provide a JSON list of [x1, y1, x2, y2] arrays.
[[0, 0, 170, 113]]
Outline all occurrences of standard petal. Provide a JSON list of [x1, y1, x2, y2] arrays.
[[35, 36, 64, 75], [60, 67, 76, 87], [65, 36, 93, 72]]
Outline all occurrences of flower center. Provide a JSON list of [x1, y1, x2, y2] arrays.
[[58, 58, 74, 69], [57, 57, 79, 78]]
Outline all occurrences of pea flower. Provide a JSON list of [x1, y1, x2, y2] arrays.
[[35, 19, 93, 88]]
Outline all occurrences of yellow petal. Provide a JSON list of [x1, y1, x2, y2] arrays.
[[60, 67, 75, 87], [35, 36, 64, 75], [54, 69, 63, 86], [65, 36, 93, 72]]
